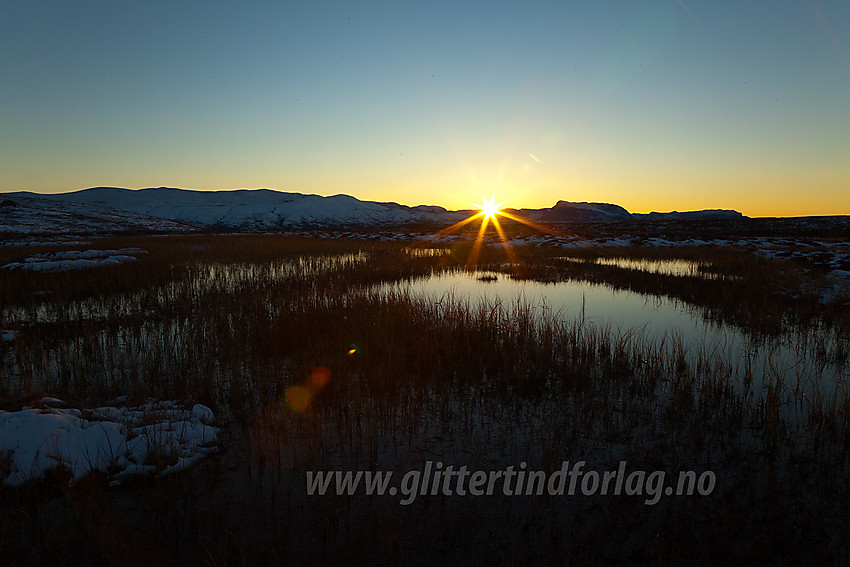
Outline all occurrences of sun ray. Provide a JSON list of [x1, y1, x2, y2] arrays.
[[489, 213, 518, 266], [474, 196, 505, 221], [437, 211, 484, 236], [417, 193, 580, 272], [498, 210, 566, 238], [466, 213, 490, 269]]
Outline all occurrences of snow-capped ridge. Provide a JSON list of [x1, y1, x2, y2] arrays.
[[1, 187, 749, 233]]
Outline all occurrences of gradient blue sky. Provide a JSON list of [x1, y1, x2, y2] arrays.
[[2, 1, 848, 216]]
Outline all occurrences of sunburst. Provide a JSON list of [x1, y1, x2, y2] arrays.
[[432, 194, 564, 270], [475, 196, 504, 220]]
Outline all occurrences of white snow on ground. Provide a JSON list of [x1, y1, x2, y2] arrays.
[[0, 398, 219, 487], [3, 248, 148, 271]]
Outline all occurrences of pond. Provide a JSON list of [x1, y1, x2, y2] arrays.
[[2, 244, 848, 564], [2, 249, 846, 415], [377, 267, 848, 402], [560, 256, 732, 280]]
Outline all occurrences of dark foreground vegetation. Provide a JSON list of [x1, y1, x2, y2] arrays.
[[1, 229, 848, 566]]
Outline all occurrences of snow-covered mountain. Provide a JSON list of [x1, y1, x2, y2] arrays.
[[1, 187, 746, 235], [34, 187, 463, 230], [0, 192, 197, 236]]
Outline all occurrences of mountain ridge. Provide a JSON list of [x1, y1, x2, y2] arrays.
[[2, 187, 745, 233]]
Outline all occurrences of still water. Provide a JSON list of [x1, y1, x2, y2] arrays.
[[378, 268, 847, 399]]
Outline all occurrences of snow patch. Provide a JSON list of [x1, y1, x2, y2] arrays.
[[3, 248, 147, 272], [0, 399, 219, 487]]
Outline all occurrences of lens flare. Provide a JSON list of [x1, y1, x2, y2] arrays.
[[284, 385, 313, 414], [475, 196, 504, 220], [308, 366, 331, 389], [285, 365, 332, 414]]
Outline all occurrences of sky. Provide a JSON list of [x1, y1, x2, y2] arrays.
[[1, 1, 848, 216]]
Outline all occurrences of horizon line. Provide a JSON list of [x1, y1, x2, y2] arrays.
[[3, 186, 849, 219]]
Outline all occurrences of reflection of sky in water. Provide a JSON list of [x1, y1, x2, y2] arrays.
[[594, 257, 702, 276], [385, 270, 722, 346], [380, 270, 846, 399], [556, 256, 732, 280], [590, 257, 728, 280]]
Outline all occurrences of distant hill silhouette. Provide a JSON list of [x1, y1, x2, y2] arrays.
[[2, 187, 746, 232]]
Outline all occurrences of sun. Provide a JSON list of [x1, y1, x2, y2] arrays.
[[475, 196, 504, 220], [432, 192, 557, 271]]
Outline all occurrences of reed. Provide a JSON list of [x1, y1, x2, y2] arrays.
[[0, 233, 848, 565]]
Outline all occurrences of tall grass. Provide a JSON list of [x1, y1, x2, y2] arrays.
[[0, 233, 848, 565]]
